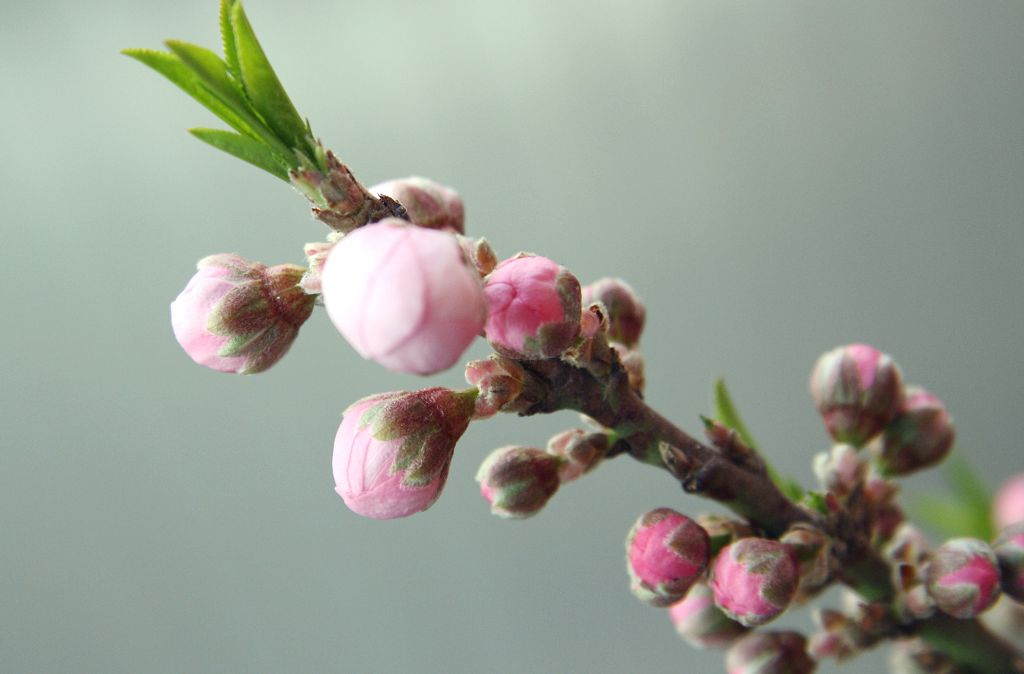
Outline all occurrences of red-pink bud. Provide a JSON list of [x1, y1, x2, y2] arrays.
[[994, 473, 1024, 530], [711, 538, 799, 627], [876, 386, 955, 476], [994, 523, 1024, 602], [581, 277, 646, 348], [320, 219, 487, 375], [369, 176, 465, 233], [668, 583, 748, 649], [170, 254, 314, 374], [926, 537, 1001, 618], [626, 508, 710, 607], [809, 344, 903, 446], [332, 388, 475, 520], [483, 254, 581, 359], [476, 447, 562, 519], [725, 631, 816, 674]]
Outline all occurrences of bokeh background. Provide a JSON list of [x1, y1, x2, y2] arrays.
[[2, 1, 1022, 672]]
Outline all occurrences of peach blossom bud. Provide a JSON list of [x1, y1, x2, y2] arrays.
[[994, 473, 1024, 530], [626, 508, 710, 607], [581, 278, 646, 348], [926, 538, 1002, 618], [781, 523, 833, 596], [170, 254, 314, 374], [994, 523, 1024, 602], [876, 386, 955, 477], [545, 429, 608, 482], [299, 233, 342, 294], [476, 446, 562, 519], [711, 538, 799, 627], [369, 176, 464, 233], [725, 631, 816, 674], [464, 356, 526, 419], [809, 344, 903, 446], [456, 235, 497, 277], [668, 583, 748, 649], [812, 443, 865, 499], [483, 254, 581, 359], [320, 219, 487, 375], [332, 387, 475, 520]]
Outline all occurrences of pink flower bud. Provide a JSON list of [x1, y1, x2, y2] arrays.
[[581, 278, 646, 348], [626, 508, 710, 606], [320, 219, 487, 375], [298, 233, 342, 294], [812, 443, 866, 499], [333, 387, 475, 519], [545, 429, 608, 482], [725, 631, 816, 674], [369, 176, 465, 233], [809, 344, 903, 446], [464, 356, 526, 419], [994, 523, 1024, 602], [668, 583, 748, 649], [483, 254, 581, 359], [781, 523, 833, 597], [994, 473, 1024, 530], [876, 386, 955, 476], [170, 254, 315, 374], [926, 537, 1001, 618], [711, 538, 799, 627], [476, 446, 561, 519]]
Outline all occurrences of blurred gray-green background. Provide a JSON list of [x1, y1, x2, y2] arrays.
[[2, 1, 1022, 672]]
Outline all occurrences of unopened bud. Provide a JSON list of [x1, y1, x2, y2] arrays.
[[994, 473, 1024, 530], [456, 235, 498, 277], [876, 386, 955, 476], [476, 447, 561, 519], [711, 538, 799, 627], [581, 278, 646, 348], [809, 344, 903, 446], [725, 631, 816, 674], [626, 508, 710, 606], [697, 514, 755, 556], [994, 523, 1024, 602], [465, 356, 526, 419], [889, 639, 960, 674], [369, 176, 465, 233], [170, 254, 315, 374], [668, 583, 748, 649], [298, 233, 343, 293], [483, 254, 581, 359], [812, 444, 865, 499], [926, 538, 1001, 618], [545, 429, 607, 482], [611, 343, 646, 393], [781, 523, 833, 596]]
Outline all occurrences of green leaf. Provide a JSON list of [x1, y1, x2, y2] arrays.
[[189, 128, 290, 181], [915, 497, 985, 540], [220, 0, 241, 80], [943, 451, 994, 540], [230, 1, 313, 160]]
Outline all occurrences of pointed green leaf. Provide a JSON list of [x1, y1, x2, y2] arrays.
[[942, 452, 994, 541], [713, 378, 759, 450], [190, 128, 290, 180], [220, 0, 241, 80], [164, 40, 250, 118], [230, 1, 313, 158], [915, 497, 982, 539]]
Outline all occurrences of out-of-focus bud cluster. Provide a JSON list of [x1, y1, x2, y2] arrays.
[[994, 523, 1024, 602], [170, 254, 315, 374], [725, 631, 817, 674], [626, 508, 710, 606], [668, 583, 749, 649], [995, 473, 1024, 531]]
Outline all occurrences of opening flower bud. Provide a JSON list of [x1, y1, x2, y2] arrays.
[[725, 631, 816, 674], [581, 278, 646, 348], [333, 387, 475, 520], [711, 538, 799, 627], [809, 344, 903, 446], [170, 254, 315, 374], [926, 537, 1001, 618], [626, 508, 710, 607], [320, 219, 487, 375], [994, 473, 1024, 530], [369, 176, 465, 233], [483, 254, 581, 360], [876, 386, 955, 477], [668, 583, 748, 649], [994, 523, 1024, 602], [476, 446, 561, 519]]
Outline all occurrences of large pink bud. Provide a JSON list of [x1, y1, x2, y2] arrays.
[[876, 386, 955, 477], [626, 508, 710, 606], [925, 537, 1001, 618], [320, 219, 488, 375], [483, 253, 581, 360], [333, 387, 475, 519], [369, 176, 465, 233], [711, 538, 799, 627], [170, 254, 314, 374]]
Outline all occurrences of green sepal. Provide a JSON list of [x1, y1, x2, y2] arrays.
[[228, 1, 314, 163], [190, 128, 290, 181], [712, 378, 804, 500]]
